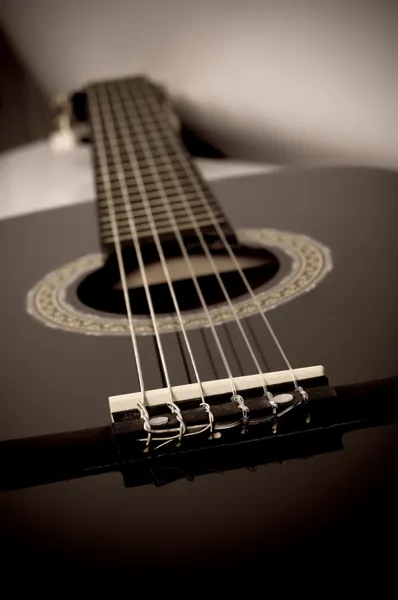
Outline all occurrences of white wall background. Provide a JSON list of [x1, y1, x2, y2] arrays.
[[1, 0, 397, 168]]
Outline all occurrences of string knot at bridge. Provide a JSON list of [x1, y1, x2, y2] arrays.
[[201, 401, 215, 432], [136, 401, 153, 448], [264, 390, 278, 413], [297, 386, 309, 402], [166, 401, 187, 442], [231, 394, 250, 428]]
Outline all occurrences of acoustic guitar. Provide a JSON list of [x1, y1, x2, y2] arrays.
[[0, 76, 397, 577]]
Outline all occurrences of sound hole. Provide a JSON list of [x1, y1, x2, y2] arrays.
[[77, 241, 280, 316]]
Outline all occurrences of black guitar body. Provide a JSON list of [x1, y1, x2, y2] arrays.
[[1, 167, 397, 580]]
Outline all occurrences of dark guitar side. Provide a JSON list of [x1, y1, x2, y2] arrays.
[[0, 167, 397, 576]]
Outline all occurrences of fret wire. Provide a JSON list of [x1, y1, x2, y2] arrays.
[[124, 132, 168, 144], [99, 153, 178, 167], [96, 172, 196, 186], [100, 211, 224, 227], [97, 193, 209, 208], [98, 200, 224, 220], [99, 212, 224, 228], [99, 122, 175, 138], [99, 207, 222, 223], [97, 182, 198, 204], [101, 216, 221, 234], [121, 167, 189, 179], [98, 196, 223, 209], [98, 200, 223, 216], [100, 217, 226, 233], [99, 205, 223, 222], [103, 131, 174, 143], [96, 177, 201, 193], [100, 219, 225, 232], [101, 220, 222, 238], [96, 166, 192, 179], [98, 190, 204, 205], [96, 185, 199, 198], [97, 170, 193, 183], [97, 155, 196, 171], [96, 183, 195, 198], [98, 198, 218, 212]]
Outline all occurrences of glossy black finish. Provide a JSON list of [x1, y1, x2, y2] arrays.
[[1, 377, 397, 493], [1, 168, 398, 577]]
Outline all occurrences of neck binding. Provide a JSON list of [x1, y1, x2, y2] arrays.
[[85, 76, 235, 253]]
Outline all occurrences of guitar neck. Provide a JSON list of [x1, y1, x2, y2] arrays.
[[85, 77, 235, 253]]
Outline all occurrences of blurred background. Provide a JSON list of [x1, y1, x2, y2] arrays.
[[0, 0, 397, 168]]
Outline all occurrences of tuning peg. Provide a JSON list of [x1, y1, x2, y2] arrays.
[[49, 130, 76, 153], [49, 93, 77, 153]]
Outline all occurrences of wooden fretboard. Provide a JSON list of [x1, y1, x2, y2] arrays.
[[85, 77, 234, 252]]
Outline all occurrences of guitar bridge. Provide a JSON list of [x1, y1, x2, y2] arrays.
[[110, 366, 335, 449]]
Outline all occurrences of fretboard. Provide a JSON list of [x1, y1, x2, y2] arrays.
[[85, 77, 235, 252]]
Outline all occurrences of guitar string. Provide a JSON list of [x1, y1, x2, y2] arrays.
[[175, 330, 193, 383], [87, 86, 147, 424], [223, 324, 244, 376], [116, 83, 261, 441], [112, 82, 259, 441], [89, 82, 297, 447], [245, 317, 271, 372], [200, 329, 218, 379], [100, 83, 215, 440], [115, 84, 255, 441], [111, 83, 241, 400], [125, 81, 272, 399], [98, 84, 192, 443], [143, 85, 304, 395]]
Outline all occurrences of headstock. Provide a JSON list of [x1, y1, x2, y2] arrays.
[[49, 76, 180, 153]]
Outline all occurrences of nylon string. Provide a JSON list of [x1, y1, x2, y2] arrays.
[[111, 84, 242, 398], [99, 84, 214, 439], [121, 82, 272, 399], [87, 87, 146, 412], [141, 84, 302, 393]]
